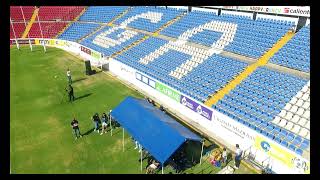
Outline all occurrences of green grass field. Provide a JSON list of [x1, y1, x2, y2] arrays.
[[10, 46, 256, 174]]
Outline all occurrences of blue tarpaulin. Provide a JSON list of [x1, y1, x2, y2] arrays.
[[110, 96, 202, 164]]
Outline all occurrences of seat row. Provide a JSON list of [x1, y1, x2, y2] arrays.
[[270, 25, 310, 72]]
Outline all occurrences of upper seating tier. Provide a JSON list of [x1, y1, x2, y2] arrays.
[[38, 6, 85, 21], [10, 6, 35, 21], [270, 25, 310, 73], [79, 6, 128, 23]]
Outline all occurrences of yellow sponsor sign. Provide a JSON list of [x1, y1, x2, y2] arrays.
[[49, 39, 55, 46], [54, 39, 65, 47], [255, 135, 309, 174], [34, 39, 40, 45]]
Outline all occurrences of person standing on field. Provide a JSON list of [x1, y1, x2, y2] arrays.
[[71, 118, 82, 140], [234, 144, 243, 169], [222, 147, 228, 164], [100, 113, 108, 135], [92, 113, 101, 133], [67, 84, 75, 102], [67, 68, 72, 84]]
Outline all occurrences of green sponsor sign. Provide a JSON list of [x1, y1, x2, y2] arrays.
[[91, 50, 101, 60], [155, 82, 181, 102]]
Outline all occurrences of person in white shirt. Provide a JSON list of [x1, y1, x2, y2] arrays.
[[67, 68, 72, 84], [222, 147, 228, 164], [234, 144, 243, 169]]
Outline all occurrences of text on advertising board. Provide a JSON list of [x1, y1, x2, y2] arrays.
[[180, 95, 212, 120], [155, 82, 181, 102], [254, 135, 310, 174], [81, 46, 91, 55]]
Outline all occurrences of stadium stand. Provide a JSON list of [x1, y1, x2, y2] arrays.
[[116, 37, 249, 102], [161, 11, 293, 59], [10, 6, 35, 21], [270, 25, 310, 72], [113, 7, 184, 32], [213, 67, 308, 155], [79, 6, 128, 23], [28, 22, 68, 38], [37, 6, 85, 21], [80, 26, 145, 56], [272, 81, 310, 140], [160, 10, 222, 46], [10, 22, 26, 38], [224, 16, 292, 58], [58, 22, 101, 42]]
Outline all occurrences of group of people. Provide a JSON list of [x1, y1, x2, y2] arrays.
[[210, 148, 226, 168], [209, 144, 243, 170], [70, 111, 112, 140], [92, 112, 110, 135]]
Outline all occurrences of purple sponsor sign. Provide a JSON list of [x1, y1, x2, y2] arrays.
[[180, 95, 213, 120]]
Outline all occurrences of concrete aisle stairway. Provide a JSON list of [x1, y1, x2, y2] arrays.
[[21, 7, 39, 38], [204, 31, 295, 107]]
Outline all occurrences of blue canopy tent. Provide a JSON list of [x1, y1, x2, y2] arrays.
[[109, 96, 203, 173]]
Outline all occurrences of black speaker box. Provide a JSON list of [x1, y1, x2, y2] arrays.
[[85, 60, 92, 75]]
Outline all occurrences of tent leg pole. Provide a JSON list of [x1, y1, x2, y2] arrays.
[[122, 128, 124, 152], [110, 117, 113, 136], [140, 148, 143, 172], [200, 140, 204, 165], [162, 166, 164, 174]]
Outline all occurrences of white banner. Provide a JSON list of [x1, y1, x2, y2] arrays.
[[202, 6, 310, 17]]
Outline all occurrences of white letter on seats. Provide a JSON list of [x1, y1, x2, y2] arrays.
[[139, 21, 237, 79], [93, 12, 163, 48]]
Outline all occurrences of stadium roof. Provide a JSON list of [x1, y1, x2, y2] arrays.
[[110, 96, 202, 164]]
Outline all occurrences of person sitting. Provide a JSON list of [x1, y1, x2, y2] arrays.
[[146, 160, 160, 174], [210, 151, 222, 168]]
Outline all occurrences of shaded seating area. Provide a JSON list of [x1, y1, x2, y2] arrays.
[[110, 96, 203, 174]]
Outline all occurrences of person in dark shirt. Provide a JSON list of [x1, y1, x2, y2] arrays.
[[71, 118, 82, 140], [67, 84, 75, 102], [92, 113, 100, 133]]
